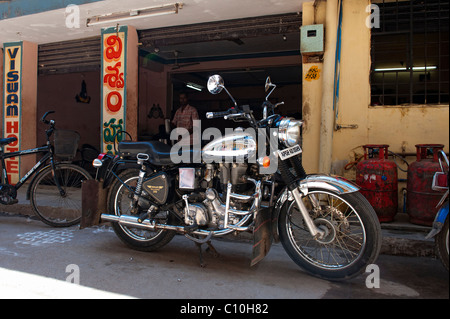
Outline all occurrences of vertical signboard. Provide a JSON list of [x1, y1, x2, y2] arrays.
[[101, 26, 127, 154], [2, 42, 22, 184]]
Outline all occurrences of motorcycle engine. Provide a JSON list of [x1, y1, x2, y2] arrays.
[[184, 203, 209, 226], [180, 163, 252, 229]]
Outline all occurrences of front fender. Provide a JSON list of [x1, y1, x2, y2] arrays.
[[426, 201, 449, 239], [298, 174, 360, 195], [271, 174, 360, 242]]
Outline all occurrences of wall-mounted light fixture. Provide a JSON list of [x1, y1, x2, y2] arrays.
[[374, 66, 438, 72], [86, 3, 183, 27], [186, 82, 203, 92]]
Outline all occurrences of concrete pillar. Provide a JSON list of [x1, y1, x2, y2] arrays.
[[100, 25, 138, 154], [318, 0, 339, 174], [2, 41, 38, 184], [301, 1, 326, 174]]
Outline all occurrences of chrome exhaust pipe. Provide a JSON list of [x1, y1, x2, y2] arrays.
[[101, 214, 187, 232], [101, 212, 253, 238], [101, 214, 155, 230]]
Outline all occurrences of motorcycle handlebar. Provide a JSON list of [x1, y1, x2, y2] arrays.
[[206, 109, 234, 119]]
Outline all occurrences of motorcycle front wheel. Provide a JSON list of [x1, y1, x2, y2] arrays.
[[436, 215, 449, 271], [278, 189, 382, 281], [107, 169, 176, 252]]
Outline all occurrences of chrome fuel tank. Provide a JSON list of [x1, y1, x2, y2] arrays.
[[202, 130, 257, 163]]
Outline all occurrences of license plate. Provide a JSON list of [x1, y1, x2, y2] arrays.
[[277, 144, 302, 160]]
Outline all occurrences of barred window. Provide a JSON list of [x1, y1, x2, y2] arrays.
[[370, 0, 449, 106]]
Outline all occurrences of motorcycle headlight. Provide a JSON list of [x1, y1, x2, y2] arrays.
[[278, 118, 303, 147]]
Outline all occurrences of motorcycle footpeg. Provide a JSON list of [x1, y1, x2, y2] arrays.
[[137, 205, 158, 223], [185, 224, 199, 232], [137, 212, 149, 223]]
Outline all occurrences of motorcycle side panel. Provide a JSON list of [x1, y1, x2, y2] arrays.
[[142, 172, 169, 204]]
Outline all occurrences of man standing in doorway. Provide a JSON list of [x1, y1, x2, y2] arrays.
[[172, 92, 199, 145]]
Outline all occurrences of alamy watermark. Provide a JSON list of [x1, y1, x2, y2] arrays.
[[65, 4, 80, 29], [169, 120, 280, 174], [365, 264, 380, 289], [366, 4, 380, 29], [64, 4, 381, 30], [66, 264, 80, 285]]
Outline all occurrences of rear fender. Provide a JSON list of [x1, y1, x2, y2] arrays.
[[271, 174, 360, 242], [102, 159, 141, 188]]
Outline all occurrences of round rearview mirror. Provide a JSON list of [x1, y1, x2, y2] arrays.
[[207, 75, 224, 94]]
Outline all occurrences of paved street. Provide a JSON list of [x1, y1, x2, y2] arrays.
[[0, 213, 448, 301]]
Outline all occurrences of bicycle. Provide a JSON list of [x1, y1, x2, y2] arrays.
[[0, 111, 92, 227]]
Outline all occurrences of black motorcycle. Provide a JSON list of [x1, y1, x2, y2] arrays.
[[88, 75, 381, 281]]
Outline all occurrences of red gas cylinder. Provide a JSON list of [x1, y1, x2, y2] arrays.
[[406, 144, 445, 226], [356, 145, 398, 222]]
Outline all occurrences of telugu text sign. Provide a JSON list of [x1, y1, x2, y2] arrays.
[[101, 26, 127, 154]]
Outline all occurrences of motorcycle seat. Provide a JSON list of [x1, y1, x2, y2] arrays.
[[118, 141, 201, 166]]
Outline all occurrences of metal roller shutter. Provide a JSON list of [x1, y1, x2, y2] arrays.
[[38, 36, 101, 75]]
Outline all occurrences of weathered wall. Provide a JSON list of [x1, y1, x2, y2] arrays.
[[302, 0, 449, 180]]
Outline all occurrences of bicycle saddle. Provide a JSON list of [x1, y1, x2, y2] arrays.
[[0, 137, 17, 146]]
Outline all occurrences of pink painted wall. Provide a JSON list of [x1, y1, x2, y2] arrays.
[[37, 71, 101, 154]]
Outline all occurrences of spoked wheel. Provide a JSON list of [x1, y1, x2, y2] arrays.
[[30, 163, 92, 227], [107, 170, 175, 252], [436, 215, 449, 271], [279, 190, 381, 281]]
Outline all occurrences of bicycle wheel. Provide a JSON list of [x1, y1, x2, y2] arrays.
[[30, 163, 92, 227]]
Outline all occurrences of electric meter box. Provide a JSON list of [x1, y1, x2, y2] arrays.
[[300, 24, 324, 55]]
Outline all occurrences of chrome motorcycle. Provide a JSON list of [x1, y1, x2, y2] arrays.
[[94, 75, 382, 281]]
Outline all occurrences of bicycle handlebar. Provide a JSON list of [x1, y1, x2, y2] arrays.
[[41, 110, 55, 125], [205, 106, 253, 120]]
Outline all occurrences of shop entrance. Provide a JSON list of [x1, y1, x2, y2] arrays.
[[137, 13, 303, 141]]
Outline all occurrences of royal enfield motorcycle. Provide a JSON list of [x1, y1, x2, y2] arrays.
[[91, 75, 381, 281], [426, 150, 449, 271]]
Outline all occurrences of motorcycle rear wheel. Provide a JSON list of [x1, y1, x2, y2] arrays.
[[278, 189, 381, 281], [107, 169, 176, 252]]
